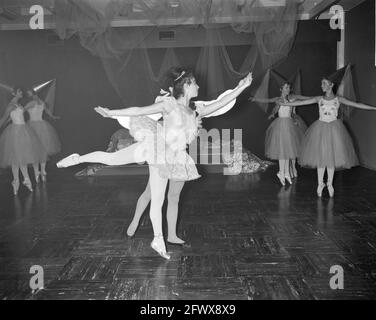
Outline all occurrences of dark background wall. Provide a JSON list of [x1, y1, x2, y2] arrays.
[[346, 0, 376, 170], [0, 20, 338, 159]]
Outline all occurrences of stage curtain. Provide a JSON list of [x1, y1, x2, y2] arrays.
[[54, 0, 301, 103]]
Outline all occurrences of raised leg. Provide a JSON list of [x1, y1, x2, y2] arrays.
[[57, 142, 147, 168]]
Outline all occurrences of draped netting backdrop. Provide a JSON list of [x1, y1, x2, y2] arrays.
[[53, 0, 301, 105]]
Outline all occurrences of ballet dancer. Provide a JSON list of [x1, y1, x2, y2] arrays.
[[25, 88, 61, 182], [253, 82, 310, 185], [126, 81, 246, 245], [57, 69, 253, 259], [281, 77, 376, 197], [0, 87, 47, 195]]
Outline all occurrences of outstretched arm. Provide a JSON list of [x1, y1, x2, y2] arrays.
[[338, 97, 376, 110], [95, 99, 173, 118], [43, 103, 60, 120], [0, 106, 12, 128], [198, 73, 253, 117], [291, 94, 312, 100], [250, 97, 279, 103], [282, 96, 320, 107]]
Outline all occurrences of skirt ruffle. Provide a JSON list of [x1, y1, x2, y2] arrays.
[[129, 116, 200, 181], [265, 117, 304, 160], [294, 114, 308, 132], [28, 120, 61, 156], [0, 123, 47, 168], [299, 119, 359, 169]]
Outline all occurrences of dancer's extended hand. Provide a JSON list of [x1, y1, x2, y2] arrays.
[[52, 115, 60, 120], [95, 106, 111, 118], [238, 72, 253, 88]]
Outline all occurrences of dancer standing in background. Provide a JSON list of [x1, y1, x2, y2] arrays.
[[281, 77, 376, 197], [25, 88, 61, 182], [0, 87, 47, 195], [253, 82, 310, 185]]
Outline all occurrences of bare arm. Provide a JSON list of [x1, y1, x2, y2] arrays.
[[43, 103, 60, 120], [95, 100, 173, 118], [282, 96, 320, 107], [251, 97, 279, 103], [199, 73, 253, 117], [338, 96, 376, 110], [291, 94, 312, 100], [0, 106, 12, 128]]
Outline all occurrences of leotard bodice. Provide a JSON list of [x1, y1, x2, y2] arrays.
[[318, 97, 339, 122], [28, 101, 45, 121], [9, 104, 26, 125]]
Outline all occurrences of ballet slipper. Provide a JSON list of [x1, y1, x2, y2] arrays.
[[327, 184, 335, 198], [167, 237, 191, 248], [126, 221, 139, 238], [11, 180, 20, 196], [317, 183, 325, 197], [151, 235, 171, 260], [57, 154, 80, 168], [23, 179, 33, 192], [276, 172, 285, 186], [285, 175, 292, 185]]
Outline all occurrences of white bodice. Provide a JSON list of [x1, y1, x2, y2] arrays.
[[318, 97, 339, 122], [9, 104, 26, 125], [28, 102, 45, 121]]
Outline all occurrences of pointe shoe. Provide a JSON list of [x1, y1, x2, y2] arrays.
[[35, 173, 40, 184], [327, 184, 335, 198], [317, 183, 325, 197], [276, 172, 285, 186], [57, 153, 80, 168], [23, 179, 33, 192], [41, 172, 47, 182], [167, 240, 191, 248], [151, 236, 171, 260], [126, 223, 138, 238], [285, 175, 293, 185], [11, 180, 20, 195], [292, 168, 298, 178]]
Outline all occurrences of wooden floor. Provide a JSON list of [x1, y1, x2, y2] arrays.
[[1, 166, 376, 300]]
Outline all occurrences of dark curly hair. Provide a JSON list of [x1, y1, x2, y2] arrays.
[[163, 67, 197, 110]]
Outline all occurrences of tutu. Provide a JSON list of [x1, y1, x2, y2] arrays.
[[0, 123, 47, 168], [28, 120, 61, 156], [293, 114, 308, 132], [129, 116, 200, 181], [265, 117, 304, 160], [299, 119, 359, 169]]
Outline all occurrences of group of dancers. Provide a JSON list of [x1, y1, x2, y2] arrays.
[[260, 78, 374, 197], [2, 66, 375, 260], [0, 86, 61, 195]]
